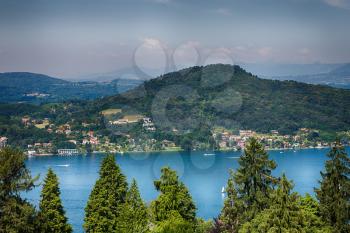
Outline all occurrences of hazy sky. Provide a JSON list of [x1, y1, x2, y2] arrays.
[[0, 0, 349, 78]]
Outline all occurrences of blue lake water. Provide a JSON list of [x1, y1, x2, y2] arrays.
[[23, 147, 349, 232]]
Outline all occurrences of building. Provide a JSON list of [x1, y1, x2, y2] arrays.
[[22, 116, 31, 126], [270, 130, 279, 135], [142, 117, 156, 131], [0, 137, 8, 148], [239, 130, 256, 138], [57, 149, 79, 155]]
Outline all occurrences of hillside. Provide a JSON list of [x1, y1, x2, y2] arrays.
[[93, 64, 350, 135], [0, 72, 142, 103]]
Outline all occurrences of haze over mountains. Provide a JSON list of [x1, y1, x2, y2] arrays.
[[268, 63, 350, 89]]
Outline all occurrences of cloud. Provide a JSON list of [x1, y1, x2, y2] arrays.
[[258, 47, 272, 57], [215, 8, 232, 16], [323, 0, 350, 9], [141, 38, 164, 49]]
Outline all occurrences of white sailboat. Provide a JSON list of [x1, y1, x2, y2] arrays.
[[221, 186, 225, 193]]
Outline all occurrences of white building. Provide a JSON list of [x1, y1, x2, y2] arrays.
[[0, 137, 8, 148]]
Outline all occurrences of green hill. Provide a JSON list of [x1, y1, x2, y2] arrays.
[[93, 64, 350, 135], [0, 72, 142, 103]]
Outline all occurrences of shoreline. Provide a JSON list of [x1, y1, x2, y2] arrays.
[[27, 145, 340, 157]]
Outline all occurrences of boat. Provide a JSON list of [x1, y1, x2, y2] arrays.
[[55, 164, 70, 167], [204, 153, 215, 156], [221, 186, 225, 193], [27, 150, 36, 158]]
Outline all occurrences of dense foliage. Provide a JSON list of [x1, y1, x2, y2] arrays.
[[315, 141, 350, 233], [37, 168, 72, 233], [118, 179, 149, 233], [0, 147, 38, 233], [84, 154, 128, 232], [217, 139, 348, 232]]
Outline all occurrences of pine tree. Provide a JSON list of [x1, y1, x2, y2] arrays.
[[84, 154, 128, 233], [38, 168, 72, 233], [239, 174, 305, 232], [315, 141, 350, 233], [118, 179, 149, 233], [234, 138, 277, 222], [152, 211, 195, 233], [219, 170, 244, 233], [0, 147, 38, 233], [151, 166, 196, 222], [299, 194, 332, 233]]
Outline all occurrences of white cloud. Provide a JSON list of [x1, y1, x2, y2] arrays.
[[141, 38, 164, 49], [323, 0, 350, 9]]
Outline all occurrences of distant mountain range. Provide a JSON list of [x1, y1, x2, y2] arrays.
[[268, 63, 350, 88], [0, 72, 143, 103]]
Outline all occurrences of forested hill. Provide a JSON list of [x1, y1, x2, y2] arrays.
[[0, 72, 142, 103], [93, 64, 350, 134]]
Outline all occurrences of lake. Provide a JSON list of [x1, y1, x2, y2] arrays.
[[23, 148, 349, 232]]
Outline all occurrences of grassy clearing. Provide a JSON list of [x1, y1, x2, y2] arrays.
[[101, 108, 122, 116], [122, 114, 144, 122]]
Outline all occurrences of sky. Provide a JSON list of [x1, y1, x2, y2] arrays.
[[0, 0, 349, 78]]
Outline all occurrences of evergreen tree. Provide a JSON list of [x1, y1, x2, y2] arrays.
[[219, 170, 244, 233], [234, 138, 277, 222], [84, 154, 128, 233], [0, 147, 38, 233], [152, 211, 195, 233], [37, 168, 72, 233], [151, 167, 196, 222], [299, 194, 332, 233], [239, 174, 305, 233], [315, 141, 350, 233], [118, 179, 149, 233]]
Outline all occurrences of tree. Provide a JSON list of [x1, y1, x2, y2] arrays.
[[315, 141, 350, 233], [151, 211, 195, 233], [84, 154, 128, 233], [219, 170, 244, 233], [37, 168, 72, 233], [234, 138, 277, 222], [299, 194, 332, 233], [151, 167, 196, 222], [239, 174, 305, 233], [0, 147, 38, 233], [118, 179, 149, 233]]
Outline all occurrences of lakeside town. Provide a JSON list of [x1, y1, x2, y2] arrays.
[[1, 114, 349, 157]]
